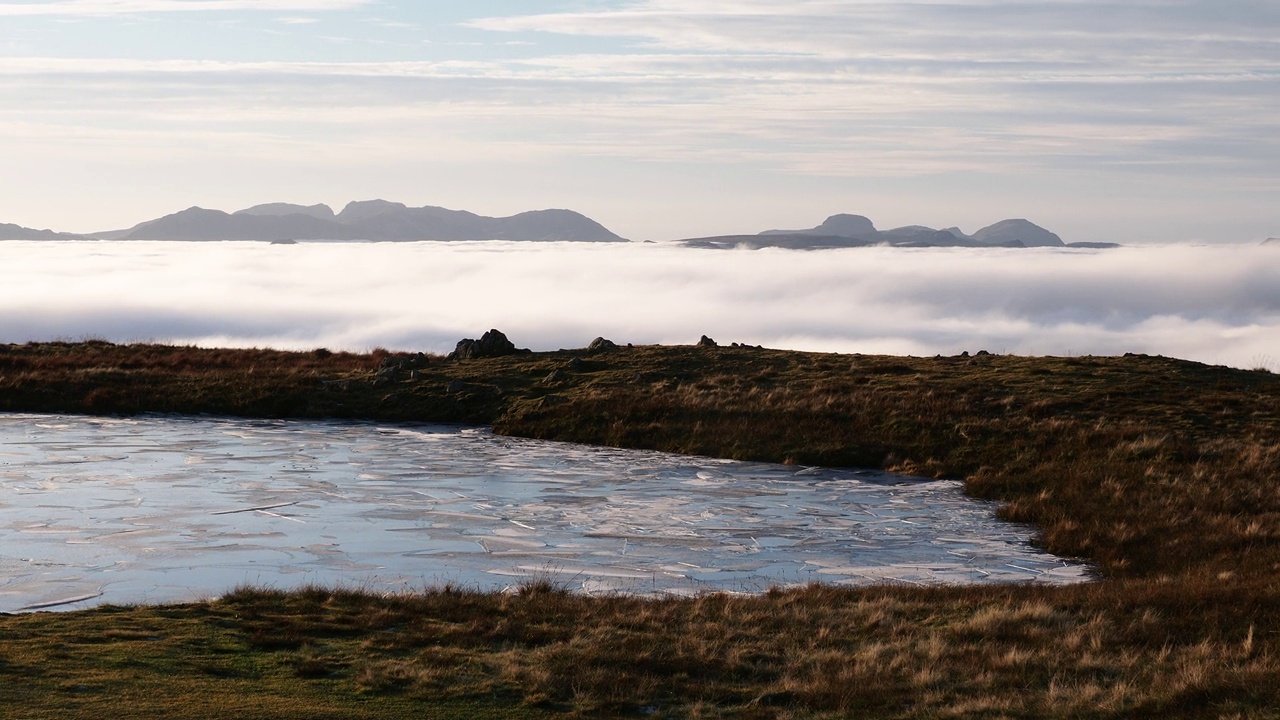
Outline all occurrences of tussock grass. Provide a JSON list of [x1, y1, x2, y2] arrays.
[[2, 341, 1280, 717], [4, 583, 1279, 718]]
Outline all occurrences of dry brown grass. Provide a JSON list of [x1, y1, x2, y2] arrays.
[[7, 583, 1276, 718], [3, 341, 1280, 717]]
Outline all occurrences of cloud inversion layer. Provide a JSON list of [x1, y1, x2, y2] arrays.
[[0, 242, 1275, 370]]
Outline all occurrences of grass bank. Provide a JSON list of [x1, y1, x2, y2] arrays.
[[1, 340, 1278, 717]]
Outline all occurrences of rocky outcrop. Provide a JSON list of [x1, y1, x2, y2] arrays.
[[696, 335, 718, 348], [586, 337, 619, 353], [447, 329, 530, 361]]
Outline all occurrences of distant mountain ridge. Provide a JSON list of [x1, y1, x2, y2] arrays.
[[88, 200, 626, 243], [685, 214, 1116, 250], [0, 222, 91, 241]]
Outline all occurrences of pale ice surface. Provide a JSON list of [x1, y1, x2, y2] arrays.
[[0, 414, 1090, 612]]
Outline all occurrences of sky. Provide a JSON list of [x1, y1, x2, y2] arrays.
[[0, 0, 1277, 243], [2, 241, 1278, 369]]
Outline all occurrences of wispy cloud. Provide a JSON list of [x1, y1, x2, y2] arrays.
[[0, 0, 374, 16], [0, 2, 1275, 242], [0, 242, 1276, 370]]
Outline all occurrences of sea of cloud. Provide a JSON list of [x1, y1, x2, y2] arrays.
[[1, 241, 1276, 370]]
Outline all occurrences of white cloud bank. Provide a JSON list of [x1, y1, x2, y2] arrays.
[[0, 242, 1276, 369]]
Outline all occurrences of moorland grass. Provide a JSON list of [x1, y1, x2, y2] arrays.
[[1, 340, 1279, 717]]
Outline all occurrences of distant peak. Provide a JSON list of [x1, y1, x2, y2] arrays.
[[235, 202, 335, 221], [971, 218, 1064, 247], [336, 199, 409, 223], [815, 214, 878, 237]]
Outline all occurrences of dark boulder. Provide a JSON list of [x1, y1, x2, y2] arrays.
[[447, 329, 530, 360], [586, 337, 619, 353], [696, 335, 718, 348]]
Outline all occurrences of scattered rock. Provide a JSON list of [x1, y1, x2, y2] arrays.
[[447, 329, 530, 361], [447, 380, 465, 393], [959, 351, 970, 358], [543, 369, 563, 384], [975, 350, 991, 356], [566, 357, 585, 371], [586, 337, 619, 353], [696, 335, 718, 348]]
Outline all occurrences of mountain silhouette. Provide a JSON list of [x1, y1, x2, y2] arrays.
[[92, 200, 626, 242], [684, 214, 1074, 249], [0, 222, 91, 241], [235, 203, 336, 221]]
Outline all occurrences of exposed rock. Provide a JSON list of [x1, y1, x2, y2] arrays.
[[586, 337, 619, 353], [566, 357, 585, 371], [447, 329, 529, 361], [447, 380, 465, 393], [536, 394, 569, 408], [697, 335, 718, 348], [543, 369, 563, 384]]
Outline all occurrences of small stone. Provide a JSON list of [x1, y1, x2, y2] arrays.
[[447, 380, 465, 393], [543, 369, 563, 384], [566, 357, 585, 371]]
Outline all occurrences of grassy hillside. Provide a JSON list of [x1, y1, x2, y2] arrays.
[[1, 340, 1278, 717]]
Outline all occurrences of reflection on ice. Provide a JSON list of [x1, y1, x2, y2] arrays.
[[0, 414, 1090, 612]]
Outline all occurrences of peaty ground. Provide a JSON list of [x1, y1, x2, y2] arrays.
[[0, 341, 1278, 717]]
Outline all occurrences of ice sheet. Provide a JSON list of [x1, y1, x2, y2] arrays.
[[0, 414, 1090, 611]]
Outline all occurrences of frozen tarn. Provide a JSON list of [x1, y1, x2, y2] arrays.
[[0, 414, 1091, 612]]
